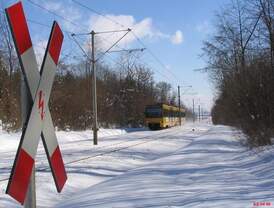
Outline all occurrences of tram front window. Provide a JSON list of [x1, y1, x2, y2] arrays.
[[145, 108, 162, 118]]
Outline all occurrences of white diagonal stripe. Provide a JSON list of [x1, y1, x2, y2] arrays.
[[22, 54, 57, 157], [21, 47, 58, 156]]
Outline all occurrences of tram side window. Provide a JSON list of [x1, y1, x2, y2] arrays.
[[180, 112, 186, 117], [163, 110, 168, 117]]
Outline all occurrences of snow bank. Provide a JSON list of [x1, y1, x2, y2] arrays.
[[2, 122, 274, 208], [0, 127, 146, 207]]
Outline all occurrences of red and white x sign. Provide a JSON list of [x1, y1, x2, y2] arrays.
[[5, 2, 67, 204]]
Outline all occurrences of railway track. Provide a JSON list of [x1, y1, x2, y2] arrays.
[[0, 126, 195, 183]]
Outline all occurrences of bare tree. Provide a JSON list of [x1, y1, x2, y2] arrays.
[[204, 0, 274, 146]]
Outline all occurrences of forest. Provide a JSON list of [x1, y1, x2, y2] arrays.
[[203, 0, 274, 146]]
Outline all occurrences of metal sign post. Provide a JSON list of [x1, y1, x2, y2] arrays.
[[21, 76, 36, 208], [5, 2, 67, 206], [24, 167, 36, 208]]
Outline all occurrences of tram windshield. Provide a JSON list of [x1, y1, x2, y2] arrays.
[[145, 107, 162, 118]]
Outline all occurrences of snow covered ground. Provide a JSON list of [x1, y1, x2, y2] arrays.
[[1, 121, 274, 207]]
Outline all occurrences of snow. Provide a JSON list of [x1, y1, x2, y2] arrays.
[[1, 121, 274, 207]]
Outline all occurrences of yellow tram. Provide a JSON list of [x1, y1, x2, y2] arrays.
[[144, 103, 185, 130]]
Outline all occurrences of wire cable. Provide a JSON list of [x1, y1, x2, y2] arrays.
[[71, 0, 184, 85], [26, 0, 88, 33]]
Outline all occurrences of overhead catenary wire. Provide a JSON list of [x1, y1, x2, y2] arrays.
[[13, 1, 197, 105], [0, 0, 198, 182], [3, 1, 196, 101], [94, 35, 145, 71], [70, 0, 184, 85], [71, 0, 127, 29], [23, 1, 141, 69], [131, 31, 183, 83], [71, 28, 132, 65], [30, 22, 93, 64], [95, 29, 131, 62], [71, 33, 91, 61], [0, 11, 49, 56], [23, 0, 185, 87], [26, 0, 89, 33], [0, 9, 85, 64], [4, 0, 187, 88], [98, 34, 176, 83], [25, 0, 99, 63], [0, 0, 194, 181]]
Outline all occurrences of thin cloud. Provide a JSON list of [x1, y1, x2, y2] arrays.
[[88, 14, 165, 50], [43, 1, 82, 32], [33, 39, 47, 69], [170, 30, 184, 45], [196, 21, 211, 34], [42, 1, 182, 50]]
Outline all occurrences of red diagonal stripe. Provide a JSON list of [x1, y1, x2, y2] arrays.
[[50, 146, 67, 192], [48, 22, 63, 65], [7, 149, 34, 205], [5, 2, 32, 55]]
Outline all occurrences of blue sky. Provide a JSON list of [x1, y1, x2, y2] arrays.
[[1, 0, 230, 111]]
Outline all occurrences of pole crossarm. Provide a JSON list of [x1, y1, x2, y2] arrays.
[[71, 34, 91, 62], [95, 29, 131, 62], [71, 28, 133, 63], [94, 28, 130, 34], [71, 32, 91, 36], [178, 85, 192, 95], [107, 48, 146, 54]]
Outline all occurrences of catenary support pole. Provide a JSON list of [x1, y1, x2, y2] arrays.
[[192, 99, 195, 123], [72, 29, 133, 145], [91, 30, 98, 145], [21, 76, 36, 208], [198, 104, 201, 122], [178, 85, 181, 126]]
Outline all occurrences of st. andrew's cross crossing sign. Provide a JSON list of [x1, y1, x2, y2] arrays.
[[5, 2, 67, 204]]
